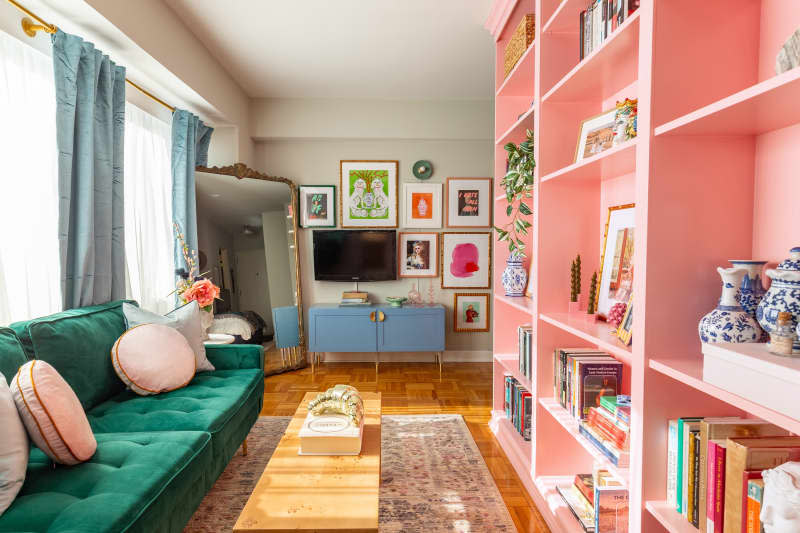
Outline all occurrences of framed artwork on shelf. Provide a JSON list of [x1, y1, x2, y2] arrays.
[[616, 295, 633, 345], [597, 203, 635, 319], [402, 182, 442, 228], [441, 232, 492, 289], [575, 107, 617, 163], [445, 177, 492, 228], [398, 232, 439, 278], [298, 185, 336, 228], [453, 293, 490, 333], [340, 160, 398, 228]]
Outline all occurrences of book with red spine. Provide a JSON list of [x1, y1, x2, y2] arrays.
[[574, 473, 595, 506], [588, 407, 629, 449]]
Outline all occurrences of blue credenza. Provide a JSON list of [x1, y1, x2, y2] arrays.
[[308, 304, 445, 374]]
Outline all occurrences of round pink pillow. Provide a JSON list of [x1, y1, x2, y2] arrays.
[[11, 360, 96, 465], [111, 323, 195, 396]]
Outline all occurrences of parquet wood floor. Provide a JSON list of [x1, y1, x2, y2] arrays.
[[261, 359, 550, 533]]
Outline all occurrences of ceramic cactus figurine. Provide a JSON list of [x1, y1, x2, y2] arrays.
[[570, 255, 581, 303], [587, 271, 598, 314]]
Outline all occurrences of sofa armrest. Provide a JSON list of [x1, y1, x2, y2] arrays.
[[205, 344, 264, 371]]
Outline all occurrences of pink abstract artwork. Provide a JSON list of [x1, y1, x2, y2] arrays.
[[450, 243, 480, 278]]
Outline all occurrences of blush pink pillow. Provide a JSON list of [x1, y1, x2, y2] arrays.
[[11, 360, 96, 465], [111, 324, 195, 396]]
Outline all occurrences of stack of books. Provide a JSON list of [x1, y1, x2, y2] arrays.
[[339, 291, 369, 306], [504, 374, 532, 441], [518, 324, 533, 382], [665, 417, 793, 532], [579, 0, 640, 60], [580, 395, 631, 469], [557, 467, 628, 532]]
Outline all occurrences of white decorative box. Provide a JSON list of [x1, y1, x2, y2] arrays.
[[702, 342, 800, 420], [298, 413, 364, 455]]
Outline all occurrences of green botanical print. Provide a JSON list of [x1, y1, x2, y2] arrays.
[[347, 169, 389, 219]]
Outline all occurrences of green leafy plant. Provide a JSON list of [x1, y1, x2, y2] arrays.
[[570, 254, 582, 302], [495, 129, 535, 258], [587, 271, 598, 314]]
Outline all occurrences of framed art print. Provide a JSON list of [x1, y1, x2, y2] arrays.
[[446, 177, 492, 228], [402, 183, 442, 228], [575, 108, 617, 163], [299, 185, 336, 228], [453, 293, 490, 332], [441, 232, 491, 289], [398, 232, 439, 278], [340, 160, 398, 228], [597, 203, 635, 319], [615, 295, 633, 345]]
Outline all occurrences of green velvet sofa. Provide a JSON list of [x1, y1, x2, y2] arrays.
[[0, 300, 265, 533]]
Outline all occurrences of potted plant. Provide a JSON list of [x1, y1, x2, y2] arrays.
[[496, 129, 535, 297]]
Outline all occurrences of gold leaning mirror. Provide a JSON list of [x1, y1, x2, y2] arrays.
[[195, 163, 305, 375]]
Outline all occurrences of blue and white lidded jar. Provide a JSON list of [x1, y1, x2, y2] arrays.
[[699, 267, 762, 344], [757, 247, 800, 354], [501, 253, 528, 297]]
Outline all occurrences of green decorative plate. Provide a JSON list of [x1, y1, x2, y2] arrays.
[[386, 296, 407, 307], [412, 160, 433, 180]]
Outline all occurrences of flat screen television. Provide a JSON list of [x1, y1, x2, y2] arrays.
[[313, 230, 396, 282]]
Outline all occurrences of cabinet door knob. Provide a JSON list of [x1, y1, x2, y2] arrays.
[[369, 311, 376, 322], [378, 311, 385, 322]]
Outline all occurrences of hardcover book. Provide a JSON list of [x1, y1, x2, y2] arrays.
[[557, 484, 596, 532], [575, 359, 622, 419], [667, 419, 678, 508], [554, 349, 606, 408], [707, 439, 727, 533], [746, 478, 764, 533], [594, 485, 629, 533], [677, 418, 703, 516], [298, 413, 364, 455], [575, 473, 595, 506], [688, 430, 700, 525]]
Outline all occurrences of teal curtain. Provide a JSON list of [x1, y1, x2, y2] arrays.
[[52, 30, 126, 310], [171, 109, 213, 271]]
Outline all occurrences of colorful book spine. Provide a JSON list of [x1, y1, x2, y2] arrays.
[[740, 471, 763, 533], [575, 473, 595, 506], [692, 431, 701, 526], [577, 360, 622, 420], [588, 407, 628, 449], [746, 479, 764, 533], [688, 430, 699, 524], [667, 419, 678, 507], [578, 422, 629, 468], [522, 391, 532, 441], [707, 440, 727, 533], [677, 418, 702, 515], [594, 485, 629, 533]]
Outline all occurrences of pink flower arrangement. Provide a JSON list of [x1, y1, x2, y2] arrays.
[[172, 224, 221, 312], [181, 279, 220, 309]]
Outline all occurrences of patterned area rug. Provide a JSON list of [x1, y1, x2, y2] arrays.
[[185, 414, 517, 533]]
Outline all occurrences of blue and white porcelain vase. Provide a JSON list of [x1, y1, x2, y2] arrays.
[[757, 247, 800, 354], [730, 259, 768, 341], [502, 253, 528, 297], [698, 267, 761, 344]]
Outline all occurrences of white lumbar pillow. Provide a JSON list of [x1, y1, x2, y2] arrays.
[[0, 371, 27, 516], [111, 323, 196, 396]]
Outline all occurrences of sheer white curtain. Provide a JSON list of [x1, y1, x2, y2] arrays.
[[124, 102, 175, 314], [0, 31, 61, 325]]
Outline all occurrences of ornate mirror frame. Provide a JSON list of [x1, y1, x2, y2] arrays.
[[196, 162, 306, 365]]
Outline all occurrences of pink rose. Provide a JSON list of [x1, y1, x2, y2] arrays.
[[182, 279, 220, 309]]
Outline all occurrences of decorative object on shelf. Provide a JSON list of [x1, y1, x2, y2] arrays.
[[411, 160, 433, 180], [760, 461, 800, 533], [570, 254, 582, 311], [597, 204, 634, 319], [495, 129, 534, 258], [776, 27, 800, 75], [453, 293, 490, 332], [607, 301, 627, 328], [428, 278, 435, 305], [298, 185, 336, 228], [730, 259, 768, 341], [173, 224, 221, 338], [501, 252, 527, 297], [698, 267, 761, 344], [407, 283, 421, 304], [446, 177, 492, 228], [612, 98, 638, 146], [616, 295, 633, 345], [307, 385, 364, 427], [575, 107, 617, 163], [503, 13, 534, 78], [385, 296, 407, 308], [441, 232, 492, 289], [340, 160, 398, 228], [398, 232, 439, 278], [402, 182, 442, 228], [587, 271, 598, 315], [758, 247, 800, 354], [768, 312, 796, 356]]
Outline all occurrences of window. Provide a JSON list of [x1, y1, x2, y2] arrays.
[[0, 30, 60, 325], [123, 102, 175, 314]]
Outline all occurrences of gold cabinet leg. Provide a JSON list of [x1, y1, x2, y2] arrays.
[[375, 352, 379, 375], [438, 351, 442, 379], [242, 438, 248, 456]]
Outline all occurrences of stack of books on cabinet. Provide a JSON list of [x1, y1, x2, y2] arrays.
[[557, 468, 629, 533]]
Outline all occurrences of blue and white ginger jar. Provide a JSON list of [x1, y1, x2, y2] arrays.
[[729, 259, 768, 342], [501, 253, 528, 297], [757, 247, 800, 354], [699, 267, 761, 344]]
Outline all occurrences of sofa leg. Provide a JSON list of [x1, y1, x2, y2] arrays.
[[242, 439, 248, 456]]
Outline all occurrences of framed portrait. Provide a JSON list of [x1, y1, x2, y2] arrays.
[[575, 108, 617, 163], [441, 232, 492, 289], [398, 232, 439, 278], [340, 160, 398, 228], [616, 296, 633, 345], [403, 183, 442, 228], [446, 177, 492, 228], [453, 293, 490, 332], [597, 203, 635, 319], [299, 185, 336, 228]]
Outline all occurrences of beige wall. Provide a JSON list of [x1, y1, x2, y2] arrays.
[[254, 138, 494, 353]]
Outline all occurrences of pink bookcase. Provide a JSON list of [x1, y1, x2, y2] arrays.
[[486, 0, 800, 531]]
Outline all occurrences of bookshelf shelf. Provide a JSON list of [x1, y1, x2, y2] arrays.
[[541, 0, 583, 34], [494, 352, 533, 391], [539, 312, 632, 364], [495, 105, 535, 145], [533, 476, 587, 533], [539, 397, 630, 481], [489, 409, 533, 471], [540, 138, 637, 184], [542, 11, 639, 103], [496, 41, 536, 97], [494, 293, 536, 314], [644, 501, 699, 533], [654, 68, 800, 137]]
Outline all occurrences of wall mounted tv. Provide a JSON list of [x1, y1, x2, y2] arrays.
[[313, 230, 397, 282]]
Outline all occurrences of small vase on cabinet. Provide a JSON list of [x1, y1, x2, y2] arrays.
[[699, 267, 761, 344], [757, 247, 800, 353], [502, 253, 528, 297], [730, 259, 768, 342]]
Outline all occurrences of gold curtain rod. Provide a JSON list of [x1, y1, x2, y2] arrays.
[[7, 0, 176, 112]]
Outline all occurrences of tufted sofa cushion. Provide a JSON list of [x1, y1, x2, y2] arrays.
[[0, 431, 212, 533], [0, 328, 27, 382]]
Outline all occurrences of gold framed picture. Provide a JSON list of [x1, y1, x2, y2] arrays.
[[575, 108, 617, 163], [340, 160, 398, 228], [441, 232, 492, 289], [398, 232, 439, 278], [453, 293, 490, 332], [597, 203, 634, 319], [616, 295, 633, 345]]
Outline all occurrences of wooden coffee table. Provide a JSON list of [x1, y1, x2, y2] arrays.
[[234, 392, 381, 533]]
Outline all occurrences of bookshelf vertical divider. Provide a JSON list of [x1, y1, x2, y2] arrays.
[[487, 1, 800, 531]]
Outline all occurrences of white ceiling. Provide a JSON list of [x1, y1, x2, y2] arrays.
[[162, 0, 495, 100]]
